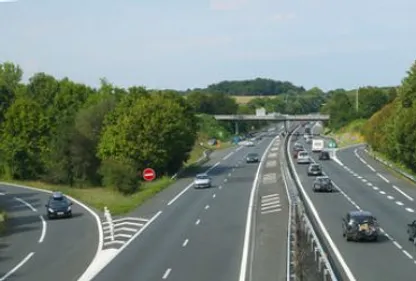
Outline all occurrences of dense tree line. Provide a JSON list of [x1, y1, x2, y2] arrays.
[[0, 63, 197, 193], [0, 62, 336, 194], [321, 86, 396, 130], [364, 60, 416, 172], [184, 78, 306, 96]]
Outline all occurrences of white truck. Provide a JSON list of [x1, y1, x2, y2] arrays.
[[312, 139, 324, 152]]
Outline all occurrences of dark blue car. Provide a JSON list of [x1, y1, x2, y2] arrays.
[[45, 192, 73, 219]]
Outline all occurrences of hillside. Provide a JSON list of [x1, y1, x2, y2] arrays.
[[183, 78, 306, 96]]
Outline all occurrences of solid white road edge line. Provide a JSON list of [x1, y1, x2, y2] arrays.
[[38, 215, 47, 243], [78, 210, 163, 281], [0, 182, 104, 281], [238, 135, 279, 281], [288, 128, 357, 281], [0, 252, 35, 281], [167, 161, 221, 206], [281, 145, 293, 281], [392, 185, 414, 202]]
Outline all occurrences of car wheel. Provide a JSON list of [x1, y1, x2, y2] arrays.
[[346, 235, 352, 241], [373, 236, 378, 242]]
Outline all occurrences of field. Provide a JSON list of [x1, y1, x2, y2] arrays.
[[231, 95, 268, 104]]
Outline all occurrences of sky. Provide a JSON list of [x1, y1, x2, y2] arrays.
[[1, 0, 415, 91]]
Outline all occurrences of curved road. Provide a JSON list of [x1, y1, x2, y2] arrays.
[[288, 129, 416, 281], [90, 132, 289, 281], [0, 184, 98, 281]]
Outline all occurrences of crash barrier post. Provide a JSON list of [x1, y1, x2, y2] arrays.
[[104, 206, 114, 241], [283, 125, 341, 281]]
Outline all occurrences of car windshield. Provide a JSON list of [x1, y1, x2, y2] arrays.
[[196, 175, 209, 180], [248, 153, 258, 157], [49, 197, 68, 207], [311, 165, 320, 170], [352, 215, 375, 224], [319, 178, 330, 184]]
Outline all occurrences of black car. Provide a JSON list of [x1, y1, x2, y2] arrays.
[[342, 211, 379, 242], [319, 150, 330, 160], [307, 163, 322, 176], [407, 220, 416, 244], [246, 153, 260, 163], [45, 192, 73, 219], [312, 176, 334, 192]]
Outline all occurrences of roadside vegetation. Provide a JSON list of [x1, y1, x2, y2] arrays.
[[321, 59, 416, 179], [0, 63, 335, 214]]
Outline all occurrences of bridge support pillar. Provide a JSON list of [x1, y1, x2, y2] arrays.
[[235, 121, 239, 135], [284, 121, 288, 133]]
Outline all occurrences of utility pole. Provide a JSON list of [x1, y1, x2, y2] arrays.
[[355, 87, 359, 112]]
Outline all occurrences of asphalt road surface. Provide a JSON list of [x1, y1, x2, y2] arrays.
[[91, 134, 285, 281], [0, 184, 98, 281], [288, 131, 416, 281], [247, 136, 289, 281]]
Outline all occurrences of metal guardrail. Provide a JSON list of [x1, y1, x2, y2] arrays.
[[283, 126, 340, 281], [364, 148, 416, 183]]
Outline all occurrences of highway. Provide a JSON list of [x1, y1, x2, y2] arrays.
[[0, 184, 98, 281], [91, 132, 289, 281], [288, 128, 416, 281]]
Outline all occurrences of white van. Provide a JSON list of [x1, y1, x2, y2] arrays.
[[312, 139, 324, 152]]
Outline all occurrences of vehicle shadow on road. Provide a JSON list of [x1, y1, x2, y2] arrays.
[[0, 214, 41, 238], [45, 212, 84, 221]]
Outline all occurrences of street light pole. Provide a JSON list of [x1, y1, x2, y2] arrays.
[[355, 87, 359, 112]]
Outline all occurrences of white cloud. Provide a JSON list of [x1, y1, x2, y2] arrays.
[[209, 0, 248, 11]]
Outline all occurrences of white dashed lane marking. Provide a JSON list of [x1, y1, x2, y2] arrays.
[[377, 173, 390, 183], [162, 268, 171, 279], [182, 239, 189, 247]]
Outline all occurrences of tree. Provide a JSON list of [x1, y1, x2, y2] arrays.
[[97, 92, 198, 192], [0, 98, 48, 179]]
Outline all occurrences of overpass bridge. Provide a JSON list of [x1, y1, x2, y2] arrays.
[[213, 113, 330, 134]]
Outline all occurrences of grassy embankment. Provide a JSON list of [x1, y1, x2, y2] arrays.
[[4, 119, 234, 215], [324, 119, 367, 148]]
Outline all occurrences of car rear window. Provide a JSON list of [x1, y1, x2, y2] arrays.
[[299, 152, 308, 157]]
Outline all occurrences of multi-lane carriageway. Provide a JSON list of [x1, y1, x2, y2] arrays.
[[289, 127, 416, 281], [90, 132, 290, 281]]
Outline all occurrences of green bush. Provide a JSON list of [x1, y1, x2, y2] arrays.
[[99, 159, 138, 194]]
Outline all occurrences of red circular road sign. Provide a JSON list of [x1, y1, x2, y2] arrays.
[[143, 168, 156, 181]]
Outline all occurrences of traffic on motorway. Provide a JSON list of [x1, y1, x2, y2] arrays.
[[289, 122, 416, 280]]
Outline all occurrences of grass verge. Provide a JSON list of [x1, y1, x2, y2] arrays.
[[325, 119, 367, 147], [0, 210, 6, 234], [5, 177, 173, 215], [366, 150, 416, 186], [0, 136, 234, 215]]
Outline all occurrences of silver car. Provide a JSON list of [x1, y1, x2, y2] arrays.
[[297, 151, 310, 164], [194, 173, 212, 189]]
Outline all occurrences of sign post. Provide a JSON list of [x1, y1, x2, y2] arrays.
[[143, 168, 156, 181], [328, 139, 337, 149]]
